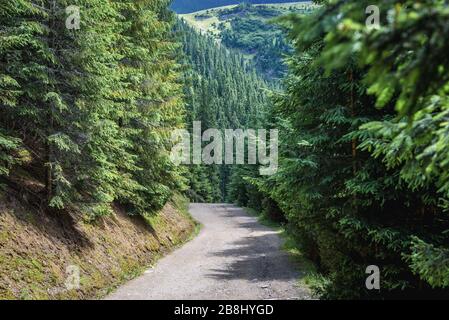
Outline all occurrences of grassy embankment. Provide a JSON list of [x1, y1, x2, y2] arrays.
[[0, 190, 199, 300]]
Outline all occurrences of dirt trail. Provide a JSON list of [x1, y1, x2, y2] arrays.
[[106, 203, 312, 300]]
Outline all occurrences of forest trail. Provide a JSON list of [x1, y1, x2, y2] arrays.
[[106, 203, 312, 300]]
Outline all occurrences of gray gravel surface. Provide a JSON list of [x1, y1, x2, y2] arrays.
[[106, 203, 312, 300]]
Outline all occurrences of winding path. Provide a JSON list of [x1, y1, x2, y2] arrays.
[[106, 203, 311, 300]]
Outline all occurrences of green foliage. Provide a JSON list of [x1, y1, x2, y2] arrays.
[[177, 21, 269, 201], [229, 0, 449, 298], [293, 0, 449, 198], [297, 0, 449, 293], [4, 0, 449, 300], [218, 4, 294, 80], [0, 131, 23, 176], [0, 0, 185, 217], [183, 3, 317, 81], [113, 0, 187, 214], [406, 236, 449, 288]]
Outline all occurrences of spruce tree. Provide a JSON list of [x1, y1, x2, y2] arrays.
[[1, 0, 186, 218], [232, 0, 449, 298], [177, 21, 269, 202]]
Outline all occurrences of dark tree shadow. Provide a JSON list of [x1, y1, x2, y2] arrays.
[[94, 203, 162, 244], [206, 231, 300, 282]]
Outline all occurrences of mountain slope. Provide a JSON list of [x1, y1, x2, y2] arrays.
[[177, 21, 269, 201], [171, 0, 310, 13], [179, 2, 317, 81]]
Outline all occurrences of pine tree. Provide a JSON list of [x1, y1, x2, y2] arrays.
[[232, 0, 449, 298], [177, 21, 269, 202], [1, 0, 187, 218], [112, 0, 187, 214]]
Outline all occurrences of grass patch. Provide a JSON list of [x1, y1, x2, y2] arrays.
[[171, 192, 203, 240]]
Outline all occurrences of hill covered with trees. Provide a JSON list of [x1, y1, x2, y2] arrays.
[[180, 2, 317, 81], [1, 0, 186, 218], [0, 0, 196, 298], [177, 21, 269, 202]]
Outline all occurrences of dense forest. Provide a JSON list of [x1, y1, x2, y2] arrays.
[[180, 2, 317, 81], [2, 0, 449, 300], [219, 4, 292, 80], [177, 21, 269, 202], [179, 0, 449, 299], [226, 0, 449, 298], [0, 0, 185, 219]]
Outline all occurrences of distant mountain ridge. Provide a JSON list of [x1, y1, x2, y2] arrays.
[[171, 0, 308, 14], [179, 2, 318, 80]]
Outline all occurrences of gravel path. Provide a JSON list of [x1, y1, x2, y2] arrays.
[[106, 203, 312, 300]]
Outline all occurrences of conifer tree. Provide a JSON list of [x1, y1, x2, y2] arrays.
[[231, 0, 449, 298], [177, 21, 269, 202], [1, 0, 186, 218]]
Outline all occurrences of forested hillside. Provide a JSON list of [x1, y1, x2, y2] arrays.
[[171, 0, 307, 14], [177, 21, 269, 201], [0, 0, 195, 298], [0, 0, 184, 217], [180, 2, 317, 81]]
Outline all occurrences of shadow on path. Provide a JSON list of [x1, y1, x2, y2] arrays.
[[207, 230, 298, 282]]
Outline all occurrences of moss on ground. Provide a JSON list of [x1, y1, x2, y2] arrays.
[[0, 193, 197, 300]]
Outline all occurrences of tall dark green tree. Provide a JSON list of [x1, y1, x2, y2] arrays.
[[113, 0, 187, 214], [230, 0, 449, 298], [0, 0, 186, 218], [177, 21, 269, 202]]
